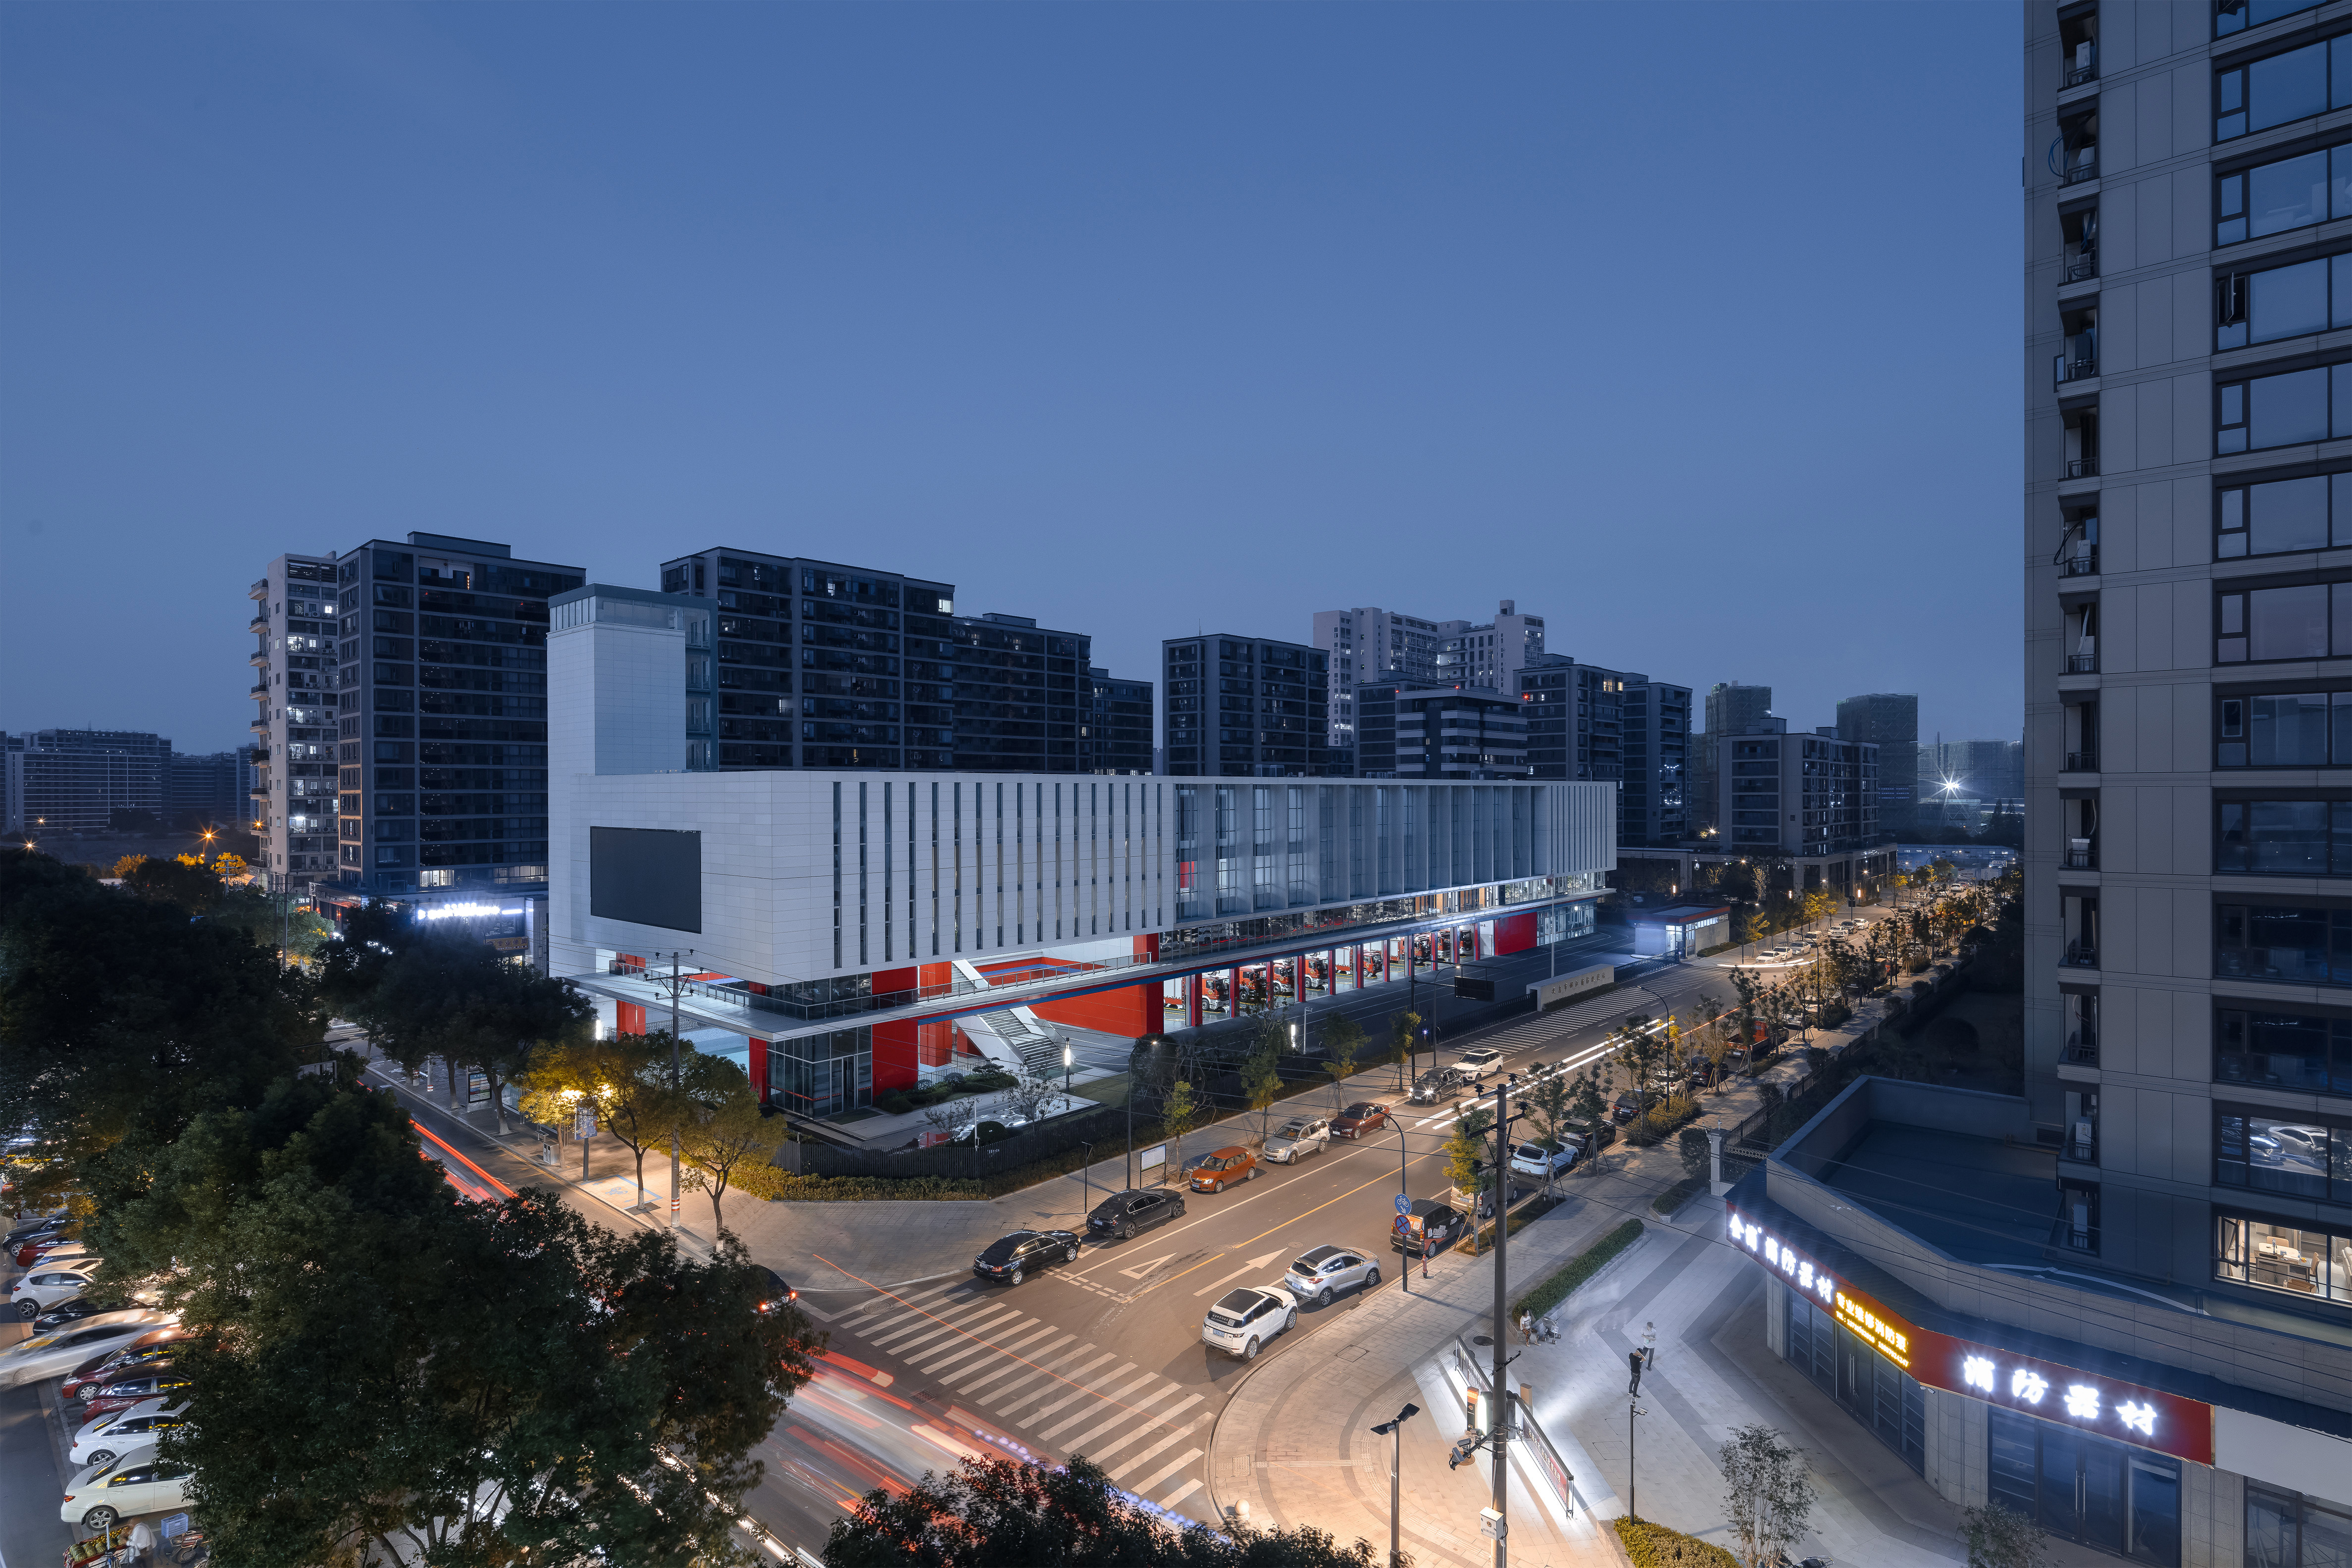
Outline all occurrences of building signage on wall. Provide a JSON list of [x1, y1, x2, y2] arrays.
[[1727, 1207, 2216, 1466]]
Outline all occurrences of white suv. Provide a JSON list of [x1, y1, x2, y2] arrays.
[[1201, 1285, 1297, 1361], [1456, 1047, 1506, 1081]]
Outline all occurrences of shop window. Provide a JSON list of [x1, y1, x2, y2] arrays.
[[1783, 1290, 1923, 1473], [1988, 1406, 2180, 1566], [2216, 1210, 2352, 1305], [2247, 1481, 2352, 1567]]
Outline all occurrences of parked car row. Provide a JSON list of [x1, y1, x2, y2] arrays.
[[3, 1206, 200, 1532]]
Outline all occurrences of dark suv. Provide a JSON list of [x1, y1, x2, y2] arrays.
[[1085, 1188, 1186, 1241], [1389, 1199, 1463, 1255]]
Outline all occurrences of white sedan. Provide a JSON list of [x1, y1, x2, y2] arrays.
[[0, 1316, 173, 1390], [11, 1261, 101, 1318], [71, 1400, 191, 1468], [1508, 1140, 1579, 1179], [59, 1458, 193, 1531]]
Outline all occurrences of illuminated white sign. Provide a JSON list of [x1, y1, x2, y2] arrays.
[[418, 903, 524, 921]]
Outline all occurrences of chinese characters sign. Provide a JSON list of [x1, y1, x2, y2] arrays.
[[1728, 1208, 2214, 1465]]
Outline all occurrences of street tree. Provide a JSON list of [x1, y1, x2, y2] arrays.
[[1443, 1105, 1494, 1202], [1800, 887, 1835, 925], [0, 847, 320, 1214], [675, 1055, 788, 1237], [1719, 1423, 1816, 1568], [1319, 1013, 1365, 1109], [118, 853, 225, 911], [1524, 1069, 1576, 1193], [822, 1456, 1389, 1568], [517, 1030, 674, 1204], [1389, 1008, 1426, 1081], [1243, 1021, 1285, 1144], [1959, 1503, 2050, 1568], [1162, 1080, 1201, 1178]]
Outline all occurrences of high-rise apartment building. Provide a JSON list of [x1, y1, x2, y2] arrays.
[[1434, 600, 1547, 691], [0, 730, 171, 833], [1519, 654, 1626, 786], [1081, 666, 1154, 774], [252, 534, 583, 897], [1312, 601, 1546, 748], [249, 555, 340, 877], [1718, 8, 2352, 1549], [1620, 679, 1693, 846], [1703, 681, 1773, 740], [1348, 685, 1527, 779], [1162, 635, 1333, 776], [1836, 692, 1921, 836], [168, 750, 258, 831], [1710, 720, 1877, 858], [1312, 607, 1447, 748]]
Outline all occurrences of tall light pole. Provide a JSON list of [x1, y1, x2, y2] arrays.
[[1370, 1402, 1421, 1568], [652, 950, 694, 1230]]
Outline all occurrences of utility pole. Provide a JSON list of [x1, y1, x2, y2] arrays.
[[654, 950, 693, 1231], [1487, 1071, 1516, 1568]]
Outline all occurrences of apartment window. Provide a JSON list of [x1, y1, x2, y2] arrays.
[[1988, 1406, 2180, 1566], [2215, 581, 2352, 661], [2216, 473, 2352, 557], [2217, 363, 2352, 453], [2216, 1210, 2352, 1305], [2218, 254, 2352, 350], [2218, 800, 2352, 872], [2217, 1007, 2352, 1095], [2219, 0, 2328, 37], [2217, 900, 2352, 983], [2216, 35, 2352, 141], [2217, 690, 2352, 764], [2246, 1482, 2352, 1566], [2217, 1103, 2352, 1200]]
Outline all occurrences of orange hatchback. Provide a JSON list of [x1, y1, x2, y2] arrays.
[[1190, 1147, 1260, 1193]]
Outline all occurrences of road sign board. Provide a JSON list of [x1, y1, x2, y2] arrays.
[[1395, 1192, 1412, 1215]]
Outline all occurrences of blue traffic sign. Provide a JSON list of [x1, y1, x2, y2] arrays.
[[1394, 1192, 1412, 1215]]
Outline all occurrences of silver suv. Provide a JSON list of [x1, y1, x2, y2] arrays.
[[1283, 1245, 1380, 1306]]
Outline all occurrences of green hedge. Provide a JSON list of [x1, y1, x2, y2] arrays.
[[766, 1173, 989, 1202], [1613, 1518, 1739, 1567], [1649, 1175, 1706, 1216], [1511, 1217, 1643, 1320]]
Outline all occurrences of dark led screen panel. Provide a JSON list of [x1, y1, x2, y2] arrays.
[[589, 827, 702, 933]]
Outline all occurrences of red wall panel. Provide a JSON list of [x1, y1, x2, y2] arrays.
[[1031, 982, 1163, 1038], [1493, 911, 1536, 956], [617, 1001, 647, 1036]]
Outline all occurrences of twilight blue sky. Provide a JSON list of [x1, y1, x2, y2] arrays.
[[0, 2, 2020, 754]]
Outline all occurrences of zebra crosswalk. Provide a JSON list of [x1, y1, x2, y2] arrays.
[[817, 1280, 1212, 1516]]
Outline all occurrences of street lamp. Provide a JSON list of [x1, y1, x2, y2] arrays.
[[1369, 1402, 1421, 1568]]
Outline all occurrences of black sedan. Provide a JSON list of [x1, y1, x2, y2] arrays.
[[752, 1267, 797, 1315], [31, 1299, 130, 1335], [973, 1229, 1080, 1285], [1085, 1188, 1186, 1241]]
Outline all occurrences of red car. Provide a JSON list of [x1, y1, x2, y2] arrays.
[[80, 1369, 192, 1420], [15, 1236, 81, 1268], [63, 1332, 189, 1400], [1331, 1102, 1391, 1139]]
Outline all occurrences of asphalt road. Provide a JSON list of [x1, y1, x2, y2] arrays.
[[335, 902, 1931, 1559]]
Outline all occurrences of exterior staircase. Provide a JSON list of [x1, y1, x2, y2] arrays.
[[950, 961, 1061, 1077]]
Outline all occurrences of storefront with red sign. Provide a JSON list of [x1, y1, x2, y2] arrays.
[[1729, 1204, 2212, 1566]]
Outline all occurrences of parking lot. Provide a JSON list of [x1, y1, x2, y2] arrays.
[[0, 1233, 202, 1568]]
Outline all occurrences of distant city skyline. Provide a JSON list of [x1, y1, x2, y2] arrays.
[[0, 3, 2020, 752]]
